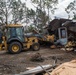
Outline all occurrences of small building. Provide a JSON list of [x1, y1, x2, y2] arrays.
[[47, 18, 76, 45]]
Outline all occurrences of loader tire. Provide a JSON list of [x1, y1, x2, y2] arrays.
[[32, 43, 40, 51], [8, 42, 22, 54]]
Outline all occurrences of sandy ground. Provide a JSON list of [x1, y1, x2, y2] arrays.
[[0, 47, 76, 75]]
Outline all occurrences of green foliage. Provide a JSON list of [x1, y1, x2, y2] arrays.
[[73, 14, 76, 20], [26, 25, 35, 32], [36, 9, 49, 29], [26, 9, 36, 19], [0, 0, 58, 33], [65, 0, 76, 19], [31, 0, 40, 4], [31, 0, 58, 31], [10, 0, 24, 23], [0, 0, 27, 24]]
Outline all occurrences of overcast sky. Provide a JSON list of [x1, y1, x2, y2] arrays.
[[54, 0, 74, 19], [21, 0, 74, 19]]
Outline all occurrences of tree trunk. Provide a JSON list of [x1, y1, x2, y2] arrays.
[[5, 8, 8, 25]]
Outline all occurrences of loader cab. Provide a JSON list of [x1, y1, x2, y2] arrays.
[[4, 24, 40, 54], [6, 24, 24, 42]]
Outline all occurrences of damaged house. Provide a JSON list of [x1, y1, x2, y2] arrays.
[[47, 18, 76, 46], [63, 21, 76, 40]]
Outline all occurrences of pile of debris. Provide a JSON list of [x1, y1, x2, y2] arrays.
[[30, 53, 44, 62], [15, 60, 76, 75]]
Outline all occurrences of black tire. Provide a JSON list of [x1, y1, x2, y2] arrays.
[[32, 43, 40, 51], [8, 42, 22, 54]]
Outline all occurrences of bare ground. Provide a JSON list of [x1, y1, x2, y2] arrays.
[[0, 47, 76, 75]]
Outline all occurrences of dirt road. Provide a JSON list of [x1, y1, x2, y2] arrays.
[[0, 47, 76, 75]]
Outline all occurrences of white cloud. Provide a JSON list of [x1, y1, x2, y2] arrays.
[[58, 0, 73, 8], [54, 0, 74, 19], [21, 0, 36, 9]]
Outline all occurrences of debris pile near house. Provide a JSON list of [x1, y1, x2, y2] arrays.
[[17, 60, 76, 75], [47, 18, 76, 51]]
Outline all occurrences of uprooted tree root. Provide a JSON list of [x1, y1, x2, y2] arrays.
[[30, 53, 44, 62]]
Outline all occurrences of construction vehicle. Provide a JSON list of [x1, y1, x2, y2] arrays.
[[0, 24, 40, 54], [32, 29, 55, 46]]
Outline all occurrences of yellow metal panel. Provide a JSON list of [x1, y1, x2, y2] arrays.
[[0, 36, 7, 51], [5, 24, 23, 28], [0, 44, 2, 50], [23, 37, 38, 50]]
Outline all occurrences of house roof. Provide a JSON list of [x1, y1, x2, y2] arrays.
[[48, 18, 71, 31], [63, 21, 76, 32]]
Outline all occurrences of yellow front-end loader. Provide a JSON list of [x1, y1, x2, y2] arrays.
[[0, 24, 40, 54]]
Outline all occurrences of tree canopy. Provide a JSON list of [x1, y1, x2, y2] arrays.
[[0, 0, 58, 32], [65, 0, 76, 19]]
